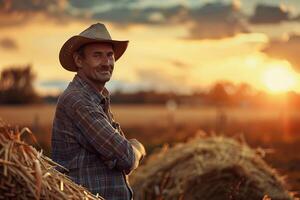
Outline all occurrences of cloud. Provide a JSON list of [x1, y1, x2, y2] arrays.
[[250, 4, 290, 24], [69, 0, 136, 10], [93, 7, 154, 25], [68, 0, 105, 9], [0, 0, 70, 27], [92, 2, 249, 39], [92, 5, 187, 25], [0, 0, 67, 12], [0, 1, 185, 28], [184, 2, 249, 40], [0, 38, 18, 50], [0, 1, 247, 40], [262, 34, 300, 71]]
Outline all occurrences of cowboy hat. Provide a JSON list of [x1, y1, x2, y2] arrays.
[[59, 23, 129, 72]]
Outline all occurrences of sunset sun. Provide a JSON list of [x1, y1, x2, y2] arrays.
[[262, 66, 297, 93]]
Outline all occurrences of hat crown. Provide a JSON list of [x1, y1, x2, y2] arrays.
[[79, 23, 112, 40]]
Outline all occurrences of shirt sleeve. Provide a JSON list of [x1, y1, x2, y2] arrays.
[[63, 92, 140, 173]]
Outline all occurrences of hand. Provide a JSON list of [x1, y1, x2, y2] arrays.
[[129, 139, 146, 159]]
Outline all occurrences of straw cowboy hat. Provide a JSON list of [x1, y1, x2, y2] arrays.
[[59, 23, 129, 72]]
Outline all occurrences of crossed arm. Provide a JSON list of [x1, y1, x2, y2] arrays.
[[64, 93, 146, 174]]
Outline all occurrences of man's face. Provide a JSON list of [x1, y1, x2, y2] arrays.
[[77, 42, 115, 84]]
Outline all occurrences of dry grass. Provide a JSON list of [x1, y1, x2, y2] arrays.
[[0, 122, 103, 200], [1, 104, 300, 195], [1, 104, 299, 127], [130, 135, 294, 200]]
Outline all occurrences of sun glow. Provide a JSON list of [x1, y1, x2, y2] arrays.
[[262, 66, 297, 93]]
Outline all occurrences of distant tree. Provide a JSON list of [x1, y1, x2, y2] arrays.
[[0, 65, 40, 104], [231, 83, 255, 106], [208, 81, 234, 105], [234, 83, 253, 96]]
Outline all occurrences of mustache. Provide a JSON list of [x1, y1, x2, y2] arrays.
[[95, 64, 114, 70]]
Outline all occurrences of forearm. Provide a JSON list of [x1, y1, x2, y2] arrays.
[[69, 101, 138, 171]]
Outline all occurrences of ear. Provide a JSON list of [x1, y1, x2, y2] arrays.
[[73, 52, 83, 68]]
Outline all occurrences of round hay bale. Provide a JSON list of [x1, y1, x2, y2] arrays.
[[130, 135, 294, 200], [0, 122, 104, 200]]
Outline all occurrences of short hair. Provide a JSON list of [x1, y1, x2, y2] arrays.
[[76, 44, 87, 58]]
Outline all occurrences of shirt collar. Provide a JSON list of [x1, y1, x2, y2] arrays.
[[73, 73, 110, 104]]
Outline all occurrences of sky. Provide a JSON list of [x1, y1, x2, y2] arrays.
[[1, 0, 300, 95]]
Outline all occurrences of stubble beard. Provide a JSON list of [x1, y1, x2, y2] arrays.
[[89, 65, 113, 84]]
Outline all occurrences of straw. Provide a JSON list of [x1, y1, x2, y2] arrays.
[[130, 135, 294, 200], [0, 123, 104, 200]]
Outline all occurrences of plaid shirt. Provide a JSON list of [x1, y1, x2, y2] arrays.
[[51, 74, 139, 200]]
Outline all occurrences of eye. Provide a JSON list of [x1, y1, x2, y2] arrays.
[[93, 53, 103, 58]]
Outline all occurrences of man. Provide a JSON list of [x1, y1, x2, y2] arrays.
[[51, 23, 146, 200]]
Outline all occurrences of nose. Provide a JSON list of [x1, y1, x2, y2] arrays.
[[102, 56, 109, 65]]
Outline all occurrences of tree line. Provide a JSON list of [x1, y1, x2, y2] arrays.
[[1, 65, 300, 108], [0, 65, 40, 104]]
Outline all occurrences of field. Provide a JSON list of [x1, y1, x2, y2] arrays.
[[0, 104, 300, 196]]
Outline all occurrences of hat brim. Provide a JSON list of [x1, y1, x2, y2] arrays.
[[59, 36, 129, 72]]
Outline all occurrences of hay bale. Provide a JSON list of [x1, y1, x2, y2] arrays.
[[130, 135, 294, 200], [0, 122, 104, 200]]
